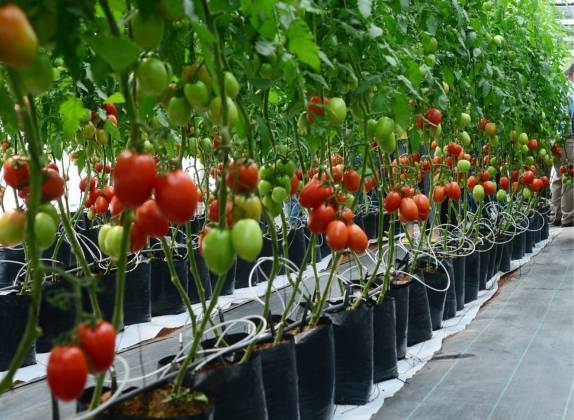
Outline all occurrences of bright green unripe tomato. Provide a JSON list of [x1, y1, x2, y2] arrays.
[[459, 113, 471, 129], [489, 157, 498, 166], [496, 189, 507, 203], [271, 186, 287, 203], [104, 226, 124, 258], [167, 97, 191, 126], [429, 123, 442, 137], [375, 116, 395, 140], [184, 81, 210, 110], [435, 147, 444, 158], [367, 119, 377, 138], [539, 148, 547, 157], [487, 166, 497, 177], [522, 187, 532, 200], [522, 145, 529, 153], [258, 180, 272, 196], [378, 131, 396, 154], [202, 228, 235, 274], [457, 159, 471, 172], [518, 132, 528, 145], [472, 185, 485, 202], [35, 212, 57, 250], [136, 58, 170, 96], [209, 96, 238, 128], [459, 131, 471, 146], [224, 72, 240, 99], [526, 156, 534, 165], [326, 97, 347, 125], [231, 219, 263, 262]]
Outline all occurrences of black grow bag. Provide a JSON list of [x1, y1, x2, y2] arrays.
[[363, 212, 378, 239], [210, 263, 236, 296], [234, 258, 257, 289], [500, 238, 512, 272], [541, 213, 549, 240], [42, 236, 75, 269], [452, 255, 466, 311], [150, 257, 189, 316], [124, 259, 152, 325], [525, 223, 534, 253], [386, 278, 410, 360], [190, 246, 213, 301], [190, 353, 267, 420], [442, 259, 457, 321], [82, 270, 124, 330], [372, 297, 398, 382], [464, 251, 480, 303], [0, 246, 25, 288], [477, 244, 491, 290], [0, 290, 36, 370], [407, 275, 433, 346], [487, 242, 500, 280], [295, 318, 335, 420], [421, 264, 449, 330], [285, 227, 307, 270], [511, 230, 524, 260], [327, 305, 374, 405], [259, 337, 300, 420], [37, 279, 78, 353]]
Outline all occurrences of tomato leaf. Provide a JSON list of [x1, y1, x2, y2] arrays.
[[86, 36, 141, 72], [0, 85, 17, 135], [287, 19, 320, 71], [59, 97, 85, 139], [104, 92, 125, 104]]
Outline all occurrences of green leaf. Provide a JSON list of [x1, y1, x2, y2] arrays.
[[392, 93, 410, 132], [59, 97, 85, 139], [0, 85, 17, 135], [86, 36, 141, 72], [104, 92, 125, 104], [104, 119, 121, 143], [287, 19, 320, 71]]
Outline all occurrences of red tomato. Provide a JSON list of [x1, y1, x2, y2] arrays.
[[413, 193, 430, 214], [416, 115, 424, 129], [541, 176, 549, 186], [528, 139, 538, 150], [529, 178, 543, 192], [424, 108, 442, 126], [510, 170, 519, 181], [499, 176, 510, 190], [47, 346, 88, 401], [483, 180, 496, 196], [102, 185, 114, 201], [342, 170, 361, 192], [47, 162, 59, 172], [347, 224, 368, 253], [79, 176, 96, 192], [110, 196, 123, 218], [113, 151, 156, 208], [446, 181, 461, 201], [326, 220, 348, 251], [308, 204, 335, 234], [104, 103, 117, 115], [480, 171, 490, 182], [94, 196, 109, 214], [42, 169, 65, 202], [412, 152, 420, 162], [307, 95, 329, 123], [155, 170, 199, 224], [136, 199, 169, 238], [341, 209, 354, 225], [3, 156, 29, 189], [227, 159, 259, 193], [105, 163, 111, 173], [432, 156, 442, 165], [432, 185, 447, 203], [384, 192, 402, 212], [208, 199, 233, 227], [130, 222, 147, 252], [399, 197, 419, 222], [290, 174, 300, 195], [299, 180, 332, 209], [94, 162, 103, 173], [77, 320, 116, 372], [522, 170, 534, 185], [467, 176, 479, 190], [401, 186, 414, 198]]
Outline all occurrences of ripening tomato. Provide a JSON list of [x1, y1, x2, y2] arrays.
[[130, 222, 147, 252], [77, 320, 116, 372], [299, 180, 332, 209], [413, 193, 430, 214], [113, 151, 156, 208], [499, 176, 510, 190], [341, 209, 354, 225], [432, 185, 447, 203], [155, 170, 199, 224], [399, 197, 419, 222], [94, 196, 109, 214], [110, 196, 123, 218], [326, 220, 348, 251], [231, 195, 262, 223], [331, 164, 344, 183], [308, 204, 336, 234], [0, 210, 26, 246], [227, 159, 259, 193], [3, 156, 29, 189], [42, 169, 65, 201], [307, 96, 329, 123], [47, 346, 88, 401], [467, 176, 479, 190], [446, 181, 461, 200], [424, 108, 442, 126], [347, 224, 368, 253], [0, 4, 38, 68], [416, 115, 424, 129], [342, 170, 361, 192], [483, 180, 496, 196], [136, 200, 169, 238], [384, 192, 402, 212]]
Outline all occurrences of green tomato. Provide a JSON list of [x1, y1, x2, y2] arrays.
[[209, 96, 238, 128], [429, 123, 442, 137], [522, 145, 529, 153], [202, 228, 235, 274], [258, 180, 272, 196], [367, 119, 377, 138], [35, 212, 57, 250], [472, 185, 485, 203], [262, 194, 282, 217], [326, 97, 347, 125], [435, 147, 444, 158], [224, 72, 240, 99], [457, 159, 471, 172], [522, 187, 533, 200], [143, 140, 154, 153], [459, 131, 471, 146], [426, 36, 438, 53], [136, 58, 170, 96], [489, 157, 498, 166], [284, 160, 296, 178], [539, 148, 547, 157], [458, 113, 471, 128], [232, 195, 262, 222], [493, 35, 504, 46], [496, 189, 507, 203], [98, 224, 113, 255], [104, 226, 124, 258], [375, 116, 395, 140], [487, 166, 497, 177], [526, 156, 534, 165], [271, 186, 288, 204], [425, 54, 436, 67], [259, 166, 273, 181], [184, 81, 210, 110], [377, 131, 396, 154], [518, 132, 528, 145], [231, 219, 263, 262], [96, 129, 109, 145], [131, 10, 165, 50], [167, 97, 191, 126], [18, 52, 53, 95], [200, 137, 212, 151], [83, 122, 96, 140], [39, 204, 59, 225]]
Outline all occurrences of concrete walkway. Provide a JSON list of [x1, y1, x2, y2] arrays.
[[374, 227, 574, 420]]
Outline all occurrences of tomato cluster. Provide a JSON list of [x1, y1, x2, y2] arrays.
[[258, 159, 297, 217]]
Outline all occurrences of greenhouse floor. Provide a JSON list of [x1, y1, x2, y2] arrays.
[[374, 226, 574, 420]]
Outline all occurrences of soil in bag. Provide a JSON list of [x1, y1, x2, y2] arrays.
[[0, 289, 36, 370], [452, 255, 466, 311], [258, 336, 300, 420], [0, 246, 25, 288], [327, 305, 374, 405], [478, 244, 491, 290], [464, 251, 480, 303], [150, 257, 188, 316], [37, 278, 78, 353], [420, 263, 449, 330], [294, 318, 335, 420], [386, 277, 410, 360], [95, 374, 213, 420], [124, 259, 152, 325], [372, 297, 398, 382], [189, 353, 267, 420], [407, 274, 432, 346]]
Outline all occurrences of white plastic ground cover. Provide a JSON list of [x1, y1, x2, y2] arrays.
[[333, 227, 561, 420], [0, 254, 333, 383]]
